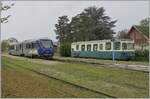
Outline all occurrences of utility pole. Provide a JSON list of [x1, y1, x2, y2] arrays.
[[112, 37, 115, 62]]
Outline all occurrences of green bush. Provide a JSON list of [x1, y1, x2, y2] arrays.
[[134, 50, 149, 61], [60, 43, 71, 57]]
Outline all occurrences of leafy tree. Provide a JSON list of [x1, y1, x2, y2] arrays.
[[0, 3, 14, 23], [1, 40, 9, 52], [140, 18, 149, 26], [54, 15, 71, 44], [54, 6, 117, 56], [136, 18, 149, 37], [117, 29, 129, 39], [70, 6, 117, 41]]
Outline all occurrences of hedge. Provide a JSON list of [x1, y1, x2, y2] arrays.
[[60, 43, 71, 57]]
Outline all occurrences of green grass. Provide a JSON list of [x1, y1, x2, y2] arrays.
[[54, 56, 149, 65], [1, 57, 108, 98], [1, 56, 149, 98]]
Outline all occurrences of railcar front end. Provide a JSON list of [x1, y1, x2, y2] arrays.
[[37, 39, 54, 57]]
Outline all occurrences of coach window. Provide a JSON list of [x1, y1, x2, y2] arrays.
[[127, 43, 134, 50], [87, 44, 91, 51], [76, 45, 79, 51], [114, 42, 120, 50], [105, 42, 111, 50], [93, 44, 98, 51], [99, 44, 103, 50], [122, 43, 127, 50], [81, 45, 85, 51]]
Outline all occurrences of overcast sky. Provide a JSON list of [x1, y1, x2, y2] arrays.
[[1, 1, 149, 42]]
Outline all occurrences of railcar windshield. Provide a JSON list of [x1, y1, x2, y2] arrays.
[[40, 39, 53, 48]]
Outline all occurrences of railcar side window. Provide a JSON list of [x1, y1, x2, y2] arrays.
[[26, 44, 29, 49], [87, 44, 91, 51], [122, 43, 127, 50], [99, 44, 103, 50], [81, 45, 85, 51], [16, 45, 19, 51], [93, 44, 98, 51], [9, 45, 15, 50], [114, 42, 120, 50], [105, 42, 111, 50], [20, 44, 22, 49], [72, 48, 74, 51], [32, 43, 36, 48], [127, 43, 134, 50], [76, 45, 79, 50]]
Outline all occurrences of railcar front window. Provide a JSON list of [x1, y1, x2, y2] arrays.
[[105, 42, 111, 50], [81, 45, 85, 51], [114, 42, 120, 50], [122, 43, 127, 50], [41, 40, 53, 48], [127, 43, 134, 50], [87, 44, 91, 51], [93, 44, 98, 51]]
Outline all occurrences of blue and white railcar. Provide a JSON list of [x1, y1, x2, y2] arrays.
[[71, 39, 135, 60], [22, 38, 54, 58]]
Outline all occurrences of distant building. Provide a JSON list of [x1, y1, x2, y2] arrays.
[[127, 25, 149, 51]]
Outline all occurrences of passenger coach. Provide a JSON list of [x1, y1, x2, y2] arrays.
[[71, 39, 135, 60]]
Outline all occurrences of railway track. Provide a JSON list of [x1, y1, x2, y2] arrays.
[[6, 62, 117, 98], [3, 54, 148, 73]]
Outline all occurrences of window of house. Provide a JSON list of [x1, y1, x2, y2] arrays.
[[81, 45, 85, 51], [76, 45, 79, 50], [114, 42, 120, 50], [99, 44, 103, 50], [93, 44, 98, 51], [105, 42, 111, 50], [87, 44, 91, 51], [122, 43, 127, 50]]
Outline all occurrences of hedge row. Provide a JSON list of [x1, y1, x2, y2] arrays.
[[134, 50, 149, 61], [60, 43, 71, 57]]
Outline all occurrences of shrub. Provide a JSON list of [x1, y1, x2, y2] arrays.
[[134, 50, 149, 61], [60, 43, 71, 57]]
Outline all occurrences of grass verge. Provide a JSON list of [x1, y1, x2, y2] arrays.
[[1, 56, 149, 98]]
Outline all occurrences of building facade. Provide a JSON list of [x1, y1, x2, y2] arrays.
[[128, 25, 149, 51]]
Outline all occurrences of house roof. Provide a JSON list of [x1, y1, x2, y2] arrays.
[[134, 25, 149, 38], [128, 25, 149, 40]]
